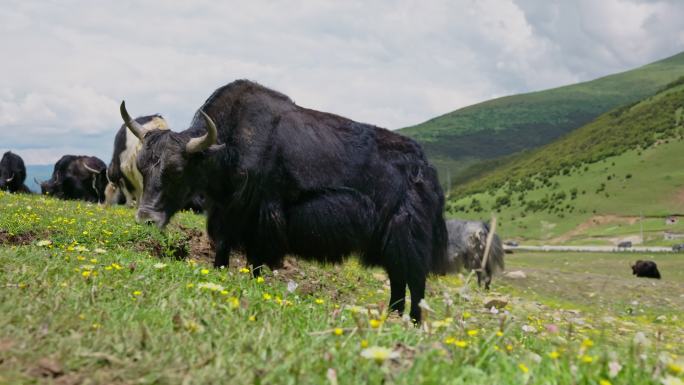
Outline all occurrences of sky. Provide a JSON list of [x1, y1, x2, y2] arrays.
[[1, 0, 684, 165]]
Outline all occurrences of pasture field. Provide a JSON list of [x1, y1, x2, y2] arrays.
[[448, 138, 684, 245], [1, 191, 683, 384]]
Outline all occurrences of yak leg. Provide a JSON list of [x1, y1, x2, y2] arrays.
[[385, 262, 407, 315], [383, 210, 429, 323], [247, 200, 287, 277], [207, 210, 231, 268]]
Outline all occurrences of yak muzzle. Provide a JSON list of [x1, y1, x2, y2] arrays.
[[136, 208, 169, 229]]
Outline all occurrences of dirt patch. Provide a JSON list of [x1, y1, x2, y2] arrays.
[[28, 357, 64, 379], [0, 230, 38, 246], [549, 215, 641, 244], [137, 225, 215, 264]]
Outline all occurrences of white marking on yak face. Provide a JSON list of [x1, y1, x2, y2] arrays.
[[119, 116, 169, 206]]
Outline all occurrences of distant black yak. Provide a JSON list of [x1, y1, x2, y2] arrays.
[[0, 151, 31, 193], [631, 260, 661, 279], [39, 155, 107, 203], [119, 80, 448, 322], [446, 219, 505, 289]]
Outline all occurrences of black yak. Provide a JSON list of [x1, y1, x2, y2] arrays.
[[0, 151, 31, 193], [631, 260, 661, 279], [446, 219, 504, 289], [105, 114, 169, 206], [120, 80, 448, 322], [39, 155, 107, 203]]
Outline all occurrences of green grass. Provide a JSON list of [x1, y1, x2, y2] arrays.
[[399, 51, 684, 186], [447, 136, 684, 243], [1, 192, 683, 384]]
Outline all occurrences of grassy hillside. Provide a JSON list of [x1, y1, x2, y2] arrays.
[[447, 137, 684, 244], [2, 192, 683, 384], [400, 51, 684, 185]]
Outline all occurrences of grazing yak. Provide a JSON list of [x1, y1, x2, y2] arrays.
[[0, 151, 31, 193], [631, 260, 661, 279], [120, 80, 448, 322], [446, 219, 504, 290], [39, 155, 107, 203], [105, 114, 169, 206]]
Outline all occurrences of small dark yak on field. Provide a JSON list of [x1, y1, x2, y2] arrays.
[[38, 155, 107, 203], [0, 151, 31, 193], [120, 80, 448, 322], [631, 260, 661, 279], [446, 219, 505, 289]]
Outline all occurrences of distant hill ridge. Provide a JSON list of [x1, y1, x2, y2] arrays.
[[399, 51, 684, 186], [451, 76, 684, 198]]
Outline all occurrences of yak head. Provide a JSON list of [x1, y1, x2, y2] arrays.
[[120, 101, 221, 228]]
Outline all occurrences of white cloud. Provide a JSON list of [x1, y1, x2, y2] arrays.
[[0, 0, 683, 164]]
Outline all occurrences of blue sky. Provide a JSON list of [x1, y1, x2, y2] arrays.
[[1, 0, 684, 165]]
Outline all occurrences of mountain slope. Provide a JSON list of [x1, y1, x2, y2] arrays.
[[400, 51, 684, 183], [446, 79, 684, 244]]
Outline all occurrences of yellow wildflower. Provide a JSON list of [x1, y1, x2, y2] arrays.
[[496, 331, 504, 337], [333, 328, 344, 336], [90, 258, 97, 263], [581, 338, 594, 348], [91, 323, 101, 330], [518, 363, 529, 373], [315, 298, 325, 304], [467, 330, 478, 337], [581, 355, 594, 363], [132, 290, 142, 296], [462, 311, 471, 319], [77, 255, 86, 261], [249, 315, 256, 322], [186, 283, 195, 288], [369, 319, 382, 329], [228, 297, 240, 309], [454, 340, 468, 348], [506, 344, 513, 352], [111, 263, 122, 270], [81, 270, 92, 278], [599, 380, 612, 385], [256, 276, 265, 283], [239, 267, 250, 273], [220, 290, 229, 296], [667, 363, 682, 375], [263, 293, 272, 300], [548, 351, 560, 359], [200, 269, 210, 275]]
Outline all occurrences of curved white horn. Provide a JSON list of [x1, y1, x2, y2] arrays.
[[83, 163, 100, 174], [120, 101, 147, 140], [186, 110, 218, 153], [5, 173, 14, 182]]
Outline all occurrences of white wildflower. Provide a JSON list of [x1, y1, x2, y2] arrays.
[[360, 346, 399, 363]]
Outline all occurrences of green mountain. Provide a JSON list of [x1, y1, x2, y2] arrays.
[[447, 78, 684, 244], [400, 51, 684, 186]]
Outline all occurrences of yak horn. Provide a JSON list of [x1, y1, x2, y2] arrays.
[[186, 110, 218, 153], [120, 101, 147, 140], [5, 173, 14, 182], [83, 163, 101, 174]]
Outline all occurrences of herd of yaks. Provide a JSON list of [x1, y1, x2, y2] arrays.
[[1, 79, 660, 323], [0, 80, 512, 322]]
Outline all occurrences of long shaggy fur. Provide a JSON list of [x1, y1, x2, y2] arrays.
[[446, 219, 505, 289], [134, 80, 448, 322]]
